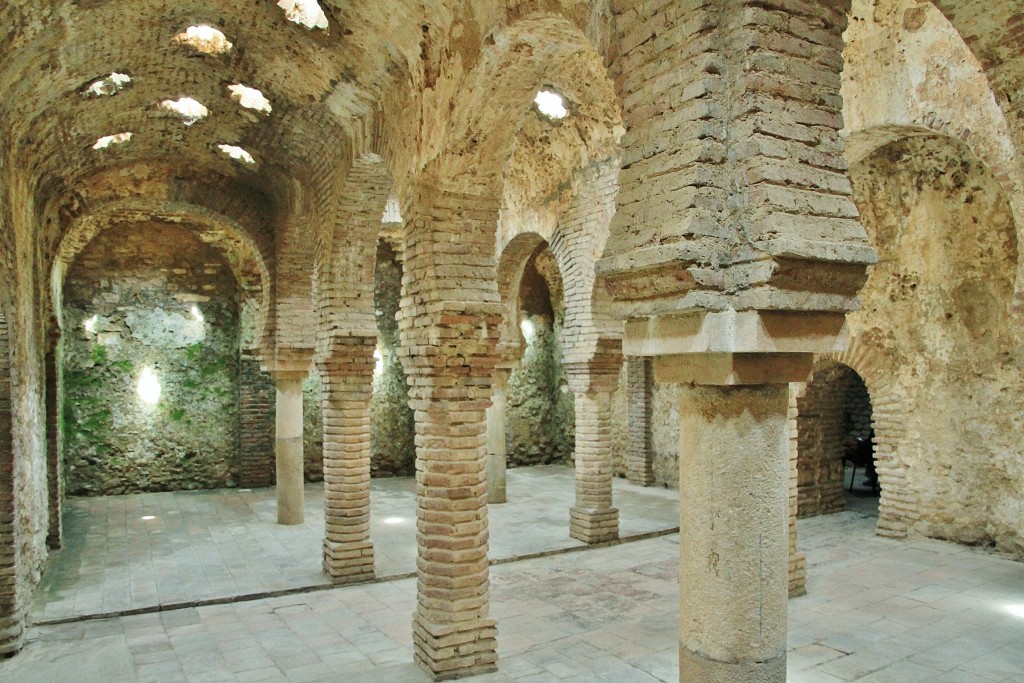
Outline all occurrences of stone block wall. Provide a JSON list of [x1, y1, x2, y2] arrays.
[[62, 224, 241, 495]]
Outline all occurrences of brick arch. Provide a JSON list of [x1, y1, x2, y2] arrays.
[[550, 162, 620, 365], [51, 200, 271, 354], [495, 231, 565, 364], [313, 151, 394, 359], [811, 341, 919, 538]]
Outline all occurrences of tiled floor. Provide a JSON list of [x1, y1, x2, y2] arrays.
[[6, 470, 1023, 682], [32, 465, 680, 623]]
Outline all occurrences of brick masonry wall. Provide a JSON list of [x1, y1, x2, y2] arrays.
[[238, 355, 274, 488], [0, 312, 23, 653]]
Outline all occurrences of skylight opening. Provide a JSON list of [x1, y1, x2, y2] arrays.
[[174, 25, 233, 55], [277, 0, 329, 30], [217, 144, 256, 166], [228, 84, 272, 115], [93, 132, 133, 150], [159, 97, 209, 126], [535, 90, 568, 121], [84, 72, 132, 97]]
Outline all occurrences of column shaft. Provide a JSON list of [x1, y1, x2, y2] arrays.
[[275, 374, 306, 525], [569, 388, 619, 544], [320, 343, 375, 583], [485, 371, 508, 504], [677, 383, 789, 683]]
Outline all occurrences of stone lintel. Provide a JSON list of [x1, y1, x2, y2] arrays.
[[624, 309, 849, 358], [655, 353, 813, 386]]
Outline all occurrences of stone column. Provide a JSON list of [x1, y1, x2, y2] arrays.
[[658, 352, 813, 683], [485, 367, 510, 504], [272, 368, 308, 525], [319, 339, 375, 584], [566, 351, 622, 545], [625, 356, 654, 486]]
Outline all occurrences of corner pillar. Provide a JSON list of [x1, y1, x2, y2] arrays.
[[267, 355, 312, 525], [318, 339, 375, 583], [565, 350, 622, 545]]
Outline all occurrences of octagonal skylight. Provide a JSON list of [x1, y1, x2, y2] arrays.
[[84, 72, 132, 97], [277, 0, 329, 30], [534, 90, 568, 120], [174, 25, 233, 55], [228, 84, 272, 115], [159, 97, 209, 126], [93, 132, 133, 150], [217, 144, 256, 166]]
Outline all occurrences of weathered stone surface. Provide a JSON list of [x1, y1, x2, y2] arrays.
[[62, 224, 240, 495]]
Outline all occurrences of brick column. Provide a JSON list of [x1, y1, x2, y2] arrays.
[[239, 356, 275, 487], [0, 314, 23, 654], [270, 361, 310, 525], [485, 367, 510, 504], [625, 356, 654, 486], [566, 351, 622, 545], [397, 183, 502, 680], [319, 338, 375, 584], [45, 346, 63, 549]]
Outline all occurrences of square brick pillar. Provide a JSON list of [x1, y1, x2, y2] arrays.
[[566, 351, 623, 545], [319, 339, 375, 584], [397, 184, 502, 680], [625, 356, 654, 486], [0, 314, 24, 655]]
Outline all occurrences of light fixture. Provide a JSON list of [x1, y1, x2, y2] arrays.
[[535, 90, 568, 120], [137, 366, 161, 405], [174, 25, 233, 54], [159, 97, 209, 126], [228, 84, 272, 114]]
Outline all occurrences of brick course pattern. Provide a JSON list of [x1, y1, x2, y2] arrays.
[[625, 357, 654, 487], [318, 340, 376, 585]]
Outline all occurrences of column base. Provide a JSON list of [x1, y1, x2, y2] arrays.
[[569, 506, 619, 544], [323, 540, 375, 585], [680, 646, 785, 683], [413, 616, 498, 681]]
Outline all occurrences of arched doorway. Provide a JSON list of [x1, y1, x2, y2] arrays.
[[796, 361, 878, 518]]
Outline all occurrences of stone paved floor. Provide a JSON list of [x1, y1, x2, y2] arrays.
[[6, 475, 1023, 682], [32, 465, 680, 623]]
